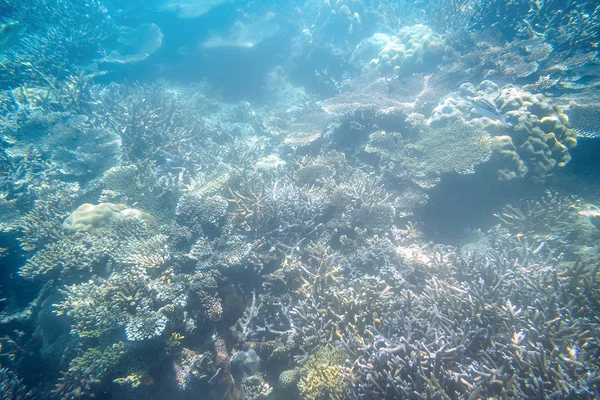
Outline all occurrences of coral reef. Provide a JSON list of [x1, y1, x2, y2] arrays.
[[340, 230, 600, 399], [352, 25, 447, 75], [366, 116, 491, 187], [427, 80, 578, 180], [62, 203, 157, 235], [1, 1, 600, 399], [298, 346, 348, 400]]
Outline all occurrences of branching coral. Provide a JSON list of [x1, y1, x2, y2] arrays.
[[230, 173, 325, 245], [0, 0, 115, 86], [494, 191, 586, 246], [19, 202, 161, 281], [9, 182, 81, 251], [176, 193, 228, 234], [339, 230, 600, 399], [298, 346, 348, 400], [18, 232, 116, 280], [101, 164, 177, 222]]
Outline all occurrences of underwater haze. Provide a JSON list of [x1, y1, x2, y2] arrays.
[[2, 0, 600, 398]]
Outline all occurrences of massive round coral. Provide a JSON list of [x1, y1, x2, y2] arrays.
[[427, 80, 577, 180]]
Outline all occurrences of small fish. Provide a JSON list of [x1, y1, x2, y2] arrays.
[[469, 96, 512, 129]]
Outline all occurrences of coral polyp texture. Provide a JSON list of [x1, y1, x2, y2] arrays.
[[428, 80, 578, 180], [298, 346, 348, 400], [353, 25, 447, 75]]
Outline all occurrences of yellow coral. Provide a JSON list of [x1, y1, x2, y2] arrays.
[[298, 346, 348, 400]]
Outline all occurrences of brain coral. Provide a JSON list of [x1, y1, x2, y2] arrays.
[[427, 80, 577, 180], [63, 203, 157, 235]]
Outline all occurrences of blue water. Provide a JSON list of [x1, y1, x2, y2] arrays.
[[1, 1, 600, 399]]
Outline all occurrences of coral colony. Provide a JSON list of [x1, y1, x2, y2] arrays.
[[1, 0, 600, 399]]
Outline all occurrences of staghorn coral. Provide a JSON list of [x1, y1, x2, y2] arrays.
[[19, 203, 162, 281], [0, 0, 115, 87], [50, 125, 122, 179], [291, 153, 403, 233], [494, 191, 600, 259], [0, 367, 32, 399], [117, 234, 170, 270], [54, 275, 134, 338], [94, 82, 206, 169], [54, 258, 188, 343], [291, 256, 406, 355], [298, 346, 348, 400], [339, 229, 600, 399], [0, 193, 20, 231], [230, 173, 325, 245], [18, 232, 116, 280], [9, 182, 81, 251]]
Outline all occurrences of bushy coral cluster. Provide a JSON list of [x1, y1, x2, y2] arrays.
[[298, 346, 348, 400]]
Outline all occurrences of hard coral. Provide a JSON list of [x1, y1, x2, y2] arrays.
[[298, 346, 348, 400], [62, 203, 125, 234], [428, 80, 578, 180], [352, 25, 447, 75]]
